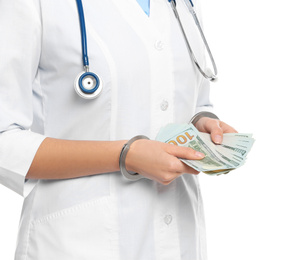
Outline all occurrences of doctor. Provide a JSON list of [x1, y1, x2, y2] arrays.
[[0, 0, 236, 259]]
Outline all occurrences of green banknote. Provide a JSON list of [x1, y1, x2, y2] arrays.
[[156, 123, 255, 175]]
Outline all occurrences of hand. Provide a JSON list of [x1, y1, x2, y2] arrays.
[[125, 139, 205, 185], [195, 117, 237, 144]]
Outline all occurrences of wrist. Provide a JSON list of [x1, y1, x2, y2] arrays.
[[119, 135, 149, 181], [190, 111, 219, 126]]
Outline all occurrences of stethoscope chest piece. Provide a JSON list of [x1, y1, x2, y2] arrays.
[[74, 71, 103, 99]]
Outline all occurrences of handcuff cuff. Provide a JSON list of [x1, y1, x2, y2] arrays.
[[119, 135, 149, 181]]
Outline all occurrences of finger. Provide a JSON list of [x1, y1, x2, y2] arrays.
[[204, 120, 223, 144], [166, 156, 200, 175], [157, 164, 199, 185], [158, 168, 199, 185], [178, 162, 199, 175], [165, 143, 205, 160], [153, 158, 200, 185]]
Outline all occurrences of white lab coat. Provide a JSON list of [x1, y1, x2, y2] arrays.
[[0, 0, 213, 259]]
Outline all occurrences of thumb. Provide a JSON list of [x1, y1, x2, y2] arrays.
[[208, 121, 223, 144]]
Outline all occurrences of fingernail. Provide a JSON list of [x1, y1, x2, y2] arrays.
[[214, 135, 222, 144], [195, 152, 205, 158]]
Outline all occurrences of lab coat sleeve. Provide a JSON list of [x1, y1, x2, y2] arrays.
[[0, 0, 46, 197], [195, 76, 214, 114], [194, 1, 215, 115]]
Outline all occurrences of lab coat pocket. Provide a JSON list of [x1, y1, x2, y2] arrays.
[[27, 196, 119, 260]]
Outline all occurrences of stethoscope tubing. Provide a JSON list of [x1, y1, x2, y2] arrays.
[[169, 0, 218, 81], [76, 0, 89, 68], [75, 0, 103, 99]]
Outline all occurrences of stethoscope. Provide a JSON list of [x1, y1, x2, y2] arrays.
[[74, 0, 102, 99], [74, 0, 218, 99]]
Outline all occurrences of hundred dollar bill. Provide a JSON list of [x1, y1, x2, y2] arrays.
[[156, 123, 254, 175], [157, 124, 236, 173], [200, 132, 255, 168], [200, 133, 254, 162]]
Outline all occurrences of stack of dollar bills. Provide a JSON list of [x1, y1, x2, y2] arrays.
[[156, 123, 255, 176]]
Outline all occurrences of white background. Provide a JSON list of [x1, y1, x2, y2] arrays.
[[200, 0, 283, 259], [0, 0, 282, 259]]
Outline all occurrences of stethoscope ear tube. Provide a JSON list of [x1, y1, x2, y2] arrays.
[[169, 0, 218, 82]]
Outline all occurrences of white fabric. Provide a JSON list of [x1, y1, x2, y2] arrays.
[[0, 0, 213, 259]]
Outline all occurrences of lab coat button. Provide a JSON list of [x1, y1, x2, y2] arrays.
[[160, 100, 169, 111], [155, 40, 164, 50], [164, 215, 173, 225]]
